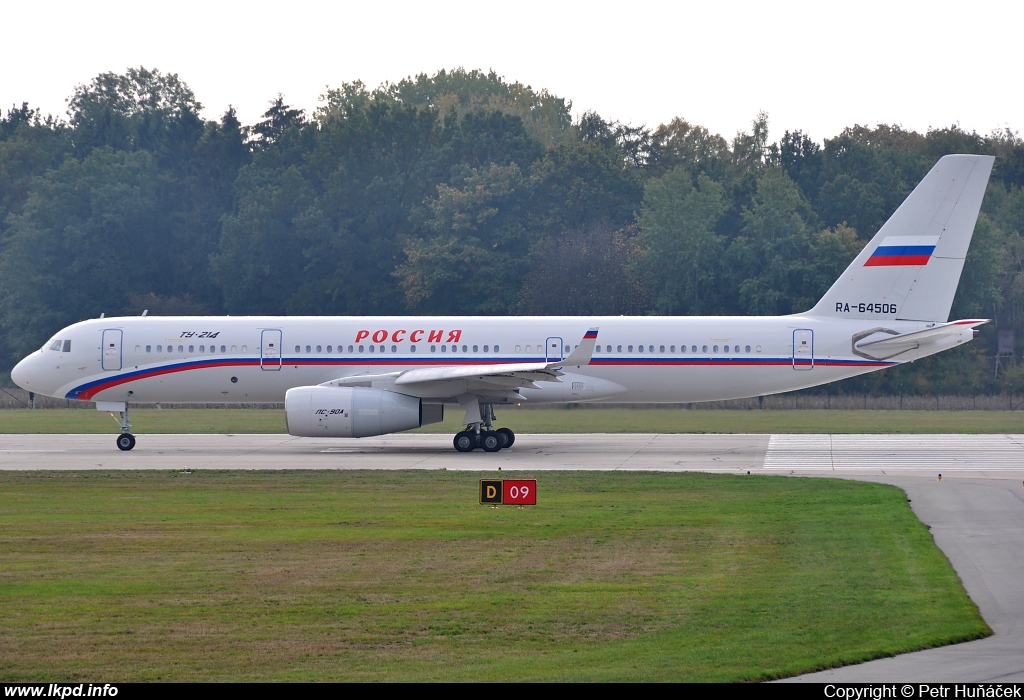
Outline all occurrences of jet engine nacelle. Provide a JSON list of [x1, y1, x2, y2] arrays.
[[285, 385, 425, 438]]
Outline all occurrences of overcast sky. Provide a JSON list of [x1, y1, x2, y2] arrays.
[[4, 0, 1020, 144]]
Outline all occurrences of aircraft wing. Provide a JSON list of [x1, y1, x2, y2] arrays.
[[393, 327, 599, 387], [854, 319, 988, 360]]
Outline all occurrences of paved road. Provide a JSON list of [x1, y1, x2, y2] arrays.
[[2, 432, 1023, 681]]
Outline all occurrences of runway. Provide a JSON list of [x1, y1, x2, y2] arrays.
[[2, 432, 1023, 682], [3, 432, 1024, 477]]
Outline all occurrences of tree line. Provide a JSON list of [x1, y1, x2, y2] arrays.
[[2, 67, 1023, 397]]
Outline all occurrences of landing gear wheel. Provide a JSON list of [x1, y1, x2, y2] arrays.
[[116, 433, 136, 451], [453, 431, 476, 452], [495, 427, 515, 449], [481, 431, 502, 452]]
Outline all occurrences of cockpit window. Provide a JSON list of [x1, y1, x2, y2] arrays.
[[62, 340, 71, 352], [49, 340, 62, 351]]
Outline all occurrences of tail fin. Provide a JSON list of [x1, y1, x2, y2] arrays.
[[808, 154, 994, 322]]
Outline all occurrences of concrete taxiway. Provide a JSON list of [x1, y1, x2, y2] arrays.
[[2, 432, 1022, 682]]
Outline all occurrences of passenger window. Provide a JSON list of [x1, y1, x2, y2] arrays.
[[157, 345, 163, 353], [295, 346, 300, 353], [462, 345, 467, 353], [494, 345, 500, 352], [756, 345, 762, 352], [713, 345, 718, 353], [347, 345, 353, 353], [617, 345, 622, 352], [231, 345, 237, 353], [441, 345, 446, 353], [702, 345, 707, 353], [431, 345, 436, 353], [628, 345, 633, 352], [135, 345, 141, 353], [594, 345, 600, 353], [178, 345, 184, 353], [359, 345, 365, 353], [305, 345, 311, 353], [606, 345, 611, 353], [669, 345, 674, 353], [189, 345, 194, 353], [483, 345, 489, 352], [391, 345, 397, 353], [525, 345, 531, 353], [745, 345, 751, 352], [369, 345, 375, 353], [637, 345, 643, 353], [327, 345, 332, 353], [692, 345, 697, 353], [241, 345, 247, 352], [380, 345, 385, 353], [316, 345, 322, 353], [146, 345, 151, 353], [410, 345, 417, 353], [452, 345, 458, 353], [724, 345, 729, 352], [473, 345, 478, 352], [515, 345, 521, 352]]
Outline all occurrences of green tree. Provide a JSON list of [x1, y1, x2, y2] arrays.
[[516, 223, 649, 315], [727, 167, 815, 315], [635, 170, 728, 315], [0, 148, 173, 356]]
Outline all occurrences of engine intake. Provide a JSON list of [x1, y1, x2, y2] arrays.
[[285, 386, 426, 438]]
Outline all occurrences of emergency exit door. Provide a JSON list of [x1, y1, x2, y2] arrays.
[[792, 329, 814, 370], [261, 329, 282, 370], [545, 336, 564, 362], [101, 329, 122, 371]]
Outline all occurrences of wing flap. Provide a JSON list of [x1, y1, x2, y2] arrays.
[[394, 327, 599, 388], [394, 362, 557, 385]]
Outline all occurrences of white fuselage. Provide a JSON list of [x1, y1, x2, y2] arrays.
[[11, 314, 975, 406]]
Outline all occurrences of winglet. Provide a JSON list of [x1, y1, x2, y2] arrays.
[[557, 327, 599, 367]]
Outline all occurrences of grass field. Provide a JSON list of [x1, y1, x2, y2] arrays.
[[0, 470, 988, 682], [1, 406, 1022, 434]]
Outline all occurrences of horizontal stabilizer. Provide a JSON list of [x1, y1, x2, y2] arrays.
[[853, 319, 987, 360]]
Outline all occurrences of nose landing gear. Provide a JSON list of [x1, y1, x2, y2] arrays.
[[114, 404, 135, 451]]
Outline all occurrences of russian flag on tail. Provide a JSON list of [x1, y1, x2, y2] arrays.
[[864, 235, 939, 267]]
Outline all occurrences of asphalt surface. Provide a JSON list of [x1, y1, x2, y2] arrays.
[[2, 432, 1022, 682]]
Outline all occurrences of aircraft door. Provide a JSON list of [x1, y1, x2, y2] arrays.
[[101, 329, 122, 371], [261, 329, 282, 371], [792, 329, 814, 370], [545, 336, 564, 362]]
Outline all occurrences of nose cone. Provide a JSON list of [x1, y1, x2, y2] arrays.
[[11, 353, 36, 391]]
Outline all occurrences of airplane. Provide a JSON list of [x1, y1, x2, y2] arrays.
[[10, 154, 995, 453]]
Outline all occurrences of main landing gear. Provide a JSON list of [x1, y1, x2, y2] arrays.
[[453, 426, 515, 453], [452, 400, 515, 453]]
